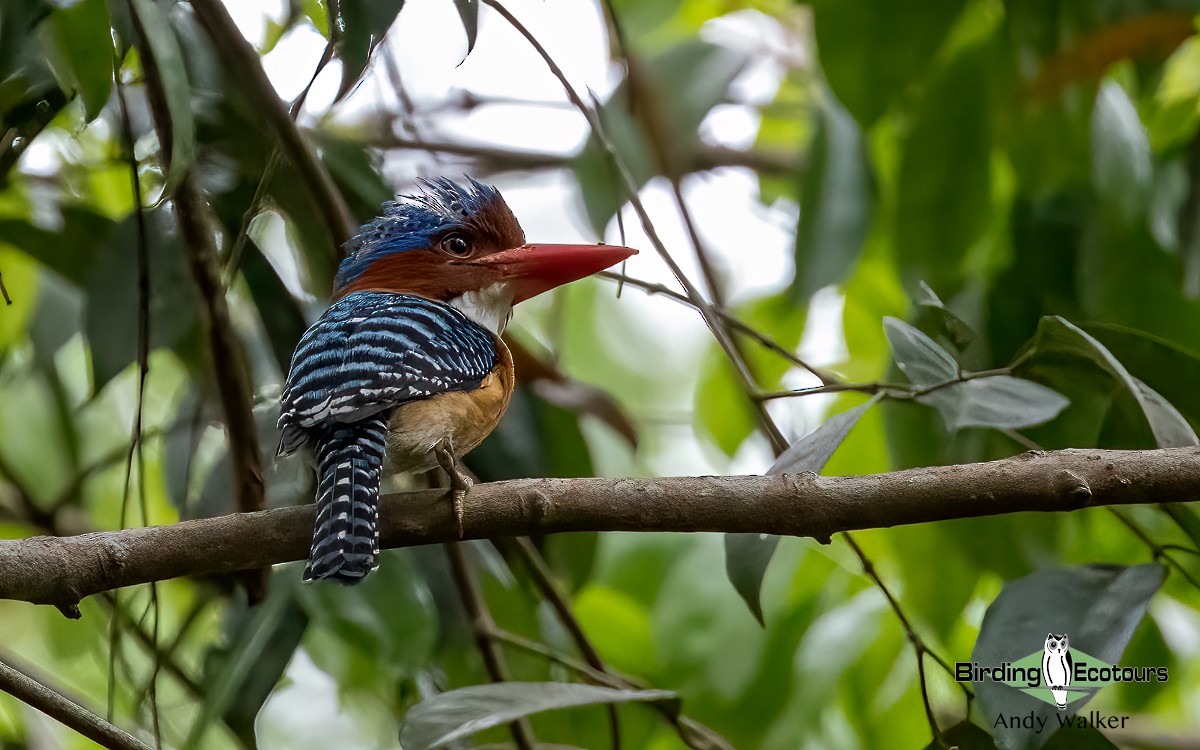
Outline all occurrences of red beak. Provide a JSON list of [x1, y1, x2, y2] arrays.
[[475, 244, 637, 303]]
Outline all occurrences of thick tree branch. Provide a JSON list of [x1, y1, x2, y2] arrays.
[[1, 447, 1197, 614]]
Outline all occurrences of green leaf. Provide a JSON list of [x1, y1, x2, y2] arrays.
[[0, 205, 114, 286], [28, 270, 82, 366], [917, 375, 1069, 431], [84, 210, 199, 388], [695, 351, 756, 456], [453, 0, 478, 55], [312, 130, 392, 216], [1131, 377, 1198, 448], [1090, 81, 1152, 224], [1042, 727, 1120, 750], [400, 683, 675, 750], [1023, 317, 1196, 448], [921, 721, 995, 750], [189, 575, 308, 749], [44, 0, 112, 121], [298, 551, 437, 693], [129, 0, 195, 190], [893, 30, 996, 291], [303, 0, 329, 37], [573, 586, 654, 675], [883, 316, 959, 385], [725, 397, 879, 626], [792, 84, 874, 301], [809, 0, 968, 126], [914, 280, 974, 351], [973, 563, 1165, 750], [335, 0, 405, 102]]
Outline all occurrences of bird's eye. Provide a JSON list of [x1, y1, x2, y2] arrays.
[[441, 234, 472, 257]]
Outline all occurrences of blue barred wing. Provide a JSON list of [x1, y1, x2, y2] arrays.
[[277, 291, 497, 455]]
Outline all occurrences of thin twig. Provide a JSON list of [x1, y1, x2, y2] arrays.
[[669, 175, 788, 448], [597, 271, 836, 383], [221, 149, 281, 288], [480, 0, 763, 415], [843, 534, 972, 732], [488, 626, 736, 750], [756, 368, 1015, 402], [488, 628, 625, 688], [174, 179, 269, 603], [110, 60, 157, 735], [0, 651, 153, 750], [755, 382, 887, 400], [444, 542, 536, 750], [504, 537, 621, 750], [99, 593, 203, 698], [915, 649, 943, 747], [1108, 508, 1200, 592]]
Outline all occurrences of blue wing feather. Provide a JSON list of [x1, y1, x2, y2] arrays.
[[277, 291, 497, 455]]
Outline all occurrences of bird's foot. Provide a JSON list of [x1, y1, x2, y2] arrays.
[[434, 439, 471, 539]]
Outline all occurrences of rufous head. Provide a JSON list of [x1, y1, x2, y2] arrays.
[[333, 178, 636, 333]]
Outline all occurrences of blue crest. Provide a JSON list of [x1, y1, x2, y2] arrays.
[[334, 177, 505, 289]]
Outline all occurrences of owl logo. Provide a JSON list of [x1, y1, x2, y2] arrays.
[[1042, 633, 1072, 709]]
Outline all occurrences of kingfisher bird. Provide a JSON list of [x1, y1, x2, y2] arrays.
[[277, 177, 635, 584]]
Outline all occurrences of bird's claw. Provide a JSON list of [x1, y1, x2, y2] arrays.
[[434, 439, 471, 539]]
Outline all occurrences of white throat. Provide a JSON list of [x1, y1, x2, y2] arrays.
[[450, 282, 515, 336]]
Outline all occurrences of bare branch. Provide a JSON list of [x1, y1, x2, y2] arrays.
[[0, 650, 152, 750], [1, 448, 1197, 613]]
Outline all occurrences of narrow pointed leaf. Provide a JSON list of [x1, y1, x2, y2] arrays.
[[884, 316, 959, 385], [129, 0, 194, 191], [335, 0, 406, 101], [400, 683, 674, 750], [792, 85, 874, 300], [918, 375, 1069, 431], [454, 0, 478, 55], [915, 280, 974, 350], [1132, 377, 1198, 448], [725, 396, 879, 625], [45, 0, 112, 121], [1024, 317, 1197, 448], [1091, 81, 1152, 223]]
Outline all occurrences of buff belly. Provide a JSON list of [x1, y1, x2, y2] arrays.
[[384, 342, 514, 475]]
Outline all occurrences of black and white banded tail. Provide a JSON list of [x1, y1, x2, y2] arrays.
[[304, 415, 389, 584]]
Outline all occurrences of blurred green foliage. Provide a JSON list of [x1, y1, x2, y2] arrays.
[[1, 0, 1200, 748]]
